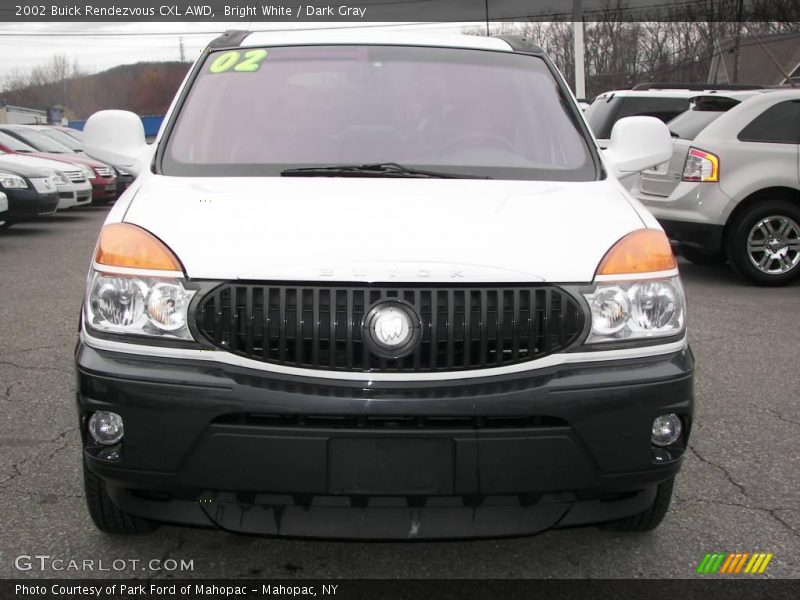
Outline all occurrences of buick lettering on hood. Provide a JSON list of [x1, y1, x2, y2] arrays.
[[76, 30, 694, 539]]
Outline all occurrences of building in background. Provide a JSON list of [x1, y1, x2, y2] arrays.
[[0, 102, 47, 125]]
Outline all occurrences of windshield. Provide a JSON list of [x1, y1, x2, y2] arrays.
[[586, 95, 691, 139], [163, 45, 596, 181], [38, 128, 83, 151], [0, 130, 36, 152], [5, 128, 74, 153], [584, 96, 617, 138]]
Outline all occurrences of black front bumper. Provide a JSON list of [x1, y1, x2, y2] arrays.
[[115, 174, 133, 197], [76, 342, 694, 539], [4, 188, 59, 220]]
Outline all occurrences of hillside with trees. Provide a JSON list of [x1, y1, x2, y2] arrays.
[[469, 0, 800, 98], [0, 59, 190, 119]]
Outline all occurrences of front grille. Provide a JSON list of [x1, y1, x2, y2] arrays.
[[195, 284, 585, 373], [94, 166, 113, 177], [64, 170, 86, 183]]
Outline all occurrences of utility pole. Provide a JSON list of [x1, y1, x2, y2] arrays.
[[732, 0, 744, 82], [573, 0, 586, 99], [179, 36, 186, 62]]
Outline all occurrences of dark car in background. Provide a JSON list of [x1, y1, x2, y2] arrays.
[[0, 125, 117, 204], [0, 160, 60, 228], [0, 191, 7, 226]]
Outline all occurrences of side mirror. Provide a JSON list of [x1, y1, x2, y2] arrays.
[[604, 116, 672, 175], [83, 110, 150, 176]]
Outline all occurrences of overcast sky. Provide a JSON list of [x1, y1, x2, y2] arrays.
[[0, 22, 469, 81]]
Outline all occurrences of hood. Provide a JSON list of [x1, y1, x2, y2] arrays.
[[0, 157, 54, 179], [0, 153, 82, 175], [23, 151, 106, 169], [122, 176, 646, 283]]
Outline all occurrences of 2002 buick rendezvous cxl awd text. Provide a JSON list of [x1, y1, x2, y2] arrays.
[[77, 31, 694, 538]]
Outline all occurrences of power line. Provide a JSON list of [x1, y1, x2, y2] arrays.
[[0, 22, 437, 37]]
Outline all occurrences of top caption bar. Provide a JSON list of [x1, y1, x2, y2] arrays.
[[0, 0, 798, 22]]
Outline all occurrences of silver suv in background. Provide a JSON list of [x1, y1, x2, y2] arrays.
[[632, 89, 800, 286], [584, 83, 763, 147]]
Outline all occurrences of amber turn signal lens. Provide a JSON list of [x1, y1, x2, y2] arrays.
[[597, 229, 676, 276], [95, 223, 182, 271]]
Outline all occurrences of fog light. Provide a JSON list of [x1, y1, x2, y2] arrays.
[[88, 411, 124, 446], [651, 414, 682, 447]]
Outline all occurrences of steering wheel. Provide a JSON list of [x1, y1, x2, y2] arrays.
[[441, 133, 516, 155]]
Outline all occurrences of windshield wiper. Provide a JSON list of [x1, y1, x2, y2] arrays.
[[281, 162, 490, 179]]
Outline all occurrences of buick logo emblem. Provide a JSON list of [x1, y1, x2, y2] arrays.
[[375, 309, 409, 345], [362, 300, 421, 359]]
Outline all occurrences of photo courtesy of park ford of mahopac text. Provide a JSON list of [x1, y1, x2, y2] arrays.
[[0, 0, 798, 599]]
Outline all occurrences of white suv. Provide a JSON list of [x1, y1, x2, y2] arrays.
[[77, 32, 694, 539], [584, 85, 762, 146], [633, 89, 800, 285]]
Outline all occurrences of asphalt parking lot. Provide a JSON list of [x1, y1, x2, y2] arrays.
[[0, 206, 797, 579]]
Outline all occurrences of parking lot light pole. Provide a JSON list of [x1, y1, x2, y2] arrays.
[[573, 0, 586, 99]]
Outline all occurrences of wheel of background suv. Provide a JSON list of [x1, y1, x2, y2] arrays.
[[83, 459, 157, 534], [678, 245, 726, 266], [727, 199, 800, 286], [599, 477, 674, 532]]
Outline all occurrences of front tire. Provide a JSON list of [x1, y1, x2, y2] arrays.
[[83, 459, 157, 534], [599, 477, 674, 532], [727, 199, 800, 286]]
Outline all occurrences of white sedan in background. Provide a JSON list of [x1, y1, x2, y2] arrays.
[[0, 151, 92, 210]]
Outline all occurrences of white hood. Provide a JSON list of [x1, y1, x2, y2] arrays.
[[121, 176, 646, 283], [0, 153, 73, 174]]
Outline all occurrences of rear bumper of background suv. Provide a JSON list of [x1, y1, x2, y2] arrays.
[[635, 181, 731, 254], [76, 340, 694, 539]]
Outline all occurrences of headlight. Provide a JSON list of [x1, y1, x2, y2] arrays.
[[0, 172, 27, 189], [584, 276, 685, 343], [53, 171, 69, 186], [86, 270, 195, 340], [80, 166, 94, 179]]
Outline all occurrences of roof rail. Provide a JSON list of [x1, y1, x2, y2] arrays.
[[631, 82, 764, 91], [497, 35, 544, 55], [207, 30, 252, 49]]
